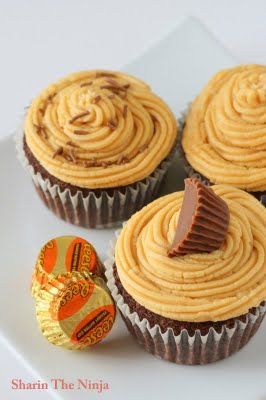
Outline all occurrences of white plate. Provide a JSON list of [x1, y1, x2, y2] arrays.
[[1, 17, 265, 400]]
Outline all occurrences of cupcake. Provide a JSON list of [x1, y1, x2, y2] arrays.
[[105, 179, 266, 364], [17, 70, 177, 228], [180, 64, 266, 205]]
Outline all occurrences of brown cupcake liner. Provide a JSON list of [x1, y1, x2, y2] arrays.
[[177, 105, 266, 206], [104, 229, 266, 365], [15, 126, 177, 228]]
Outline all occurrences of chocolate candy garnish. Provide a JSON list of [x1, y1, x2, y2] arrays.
[[31, 236, 103, 299], [168, 179, 230, 256], [32, 236, 115, 349]]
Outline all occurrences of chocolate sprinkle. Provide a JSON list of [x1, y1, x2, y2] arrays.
[[47, 93, 57, 103], [95, 72, 116, 78], [52, 146, 63, 159], [100, 84, 127, 92], [66, 141, 79, 148], [138, 144, 148, 153], [91, 157, 98, 166], [69, 149, 76, 162], [91, 95, 101, 104], [74, 129, 90, 135], [105, 78, 120, 87], [82, 160, 95, 168], [107, 119, 117, 130], [64, 154, 73, 162], [117, 154, 127, 164], [69, 111, 90, 124], [80, 81, 93, 87], [123, 105, 128, 118], [34, 124, 48, 139], [119, 92, 127, 99]]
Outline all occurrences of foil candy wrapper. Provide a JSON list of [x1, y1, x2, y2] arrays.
[[31, 236, 103, 299], [32, 236, 115, 349], [36, 270, 116, 349]]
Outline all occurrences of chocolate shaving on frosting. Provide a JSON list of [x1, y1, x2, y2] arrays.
[[80, 81, 93, 87], [34, 124, 48, 139], [100, 85, 127, 93], [47, 93, 57, 103], [74, 129, 90, 135], [52, 146, 63, 159], [138, 144, 148, 153], [168, 178, 230, 257], [117, 154, 127, 164], [68, 149, 76, 163], [107, 119, 116, 130], [69, 111, 90, 124], [105, 78, 120, 87], [95, 72, 116, 78], [123, 105, 128, 118], [66, 141, 79, 148], [91, 95, 101, 104]]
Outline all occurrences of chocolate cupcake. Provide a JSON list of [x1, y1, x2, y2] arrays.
[[180, 64, 266, 205], [16, 70, 177, 228], [105, 179, 266, 364]]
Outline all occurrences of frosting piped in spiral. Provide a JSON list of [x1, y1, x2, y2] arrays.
[[24, 70, 177, 189], [115, 186, 266, 322], [182, 64, 266, 192]]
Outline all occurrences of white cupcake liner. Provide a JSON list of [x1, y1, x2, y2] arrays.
[[15, 122, 177, 228], [104, 229, 266, 365]]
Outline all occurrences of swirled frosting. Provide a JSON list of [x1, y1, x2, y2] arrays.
[[182, 64, 266, 192], [24, 70, 177, 189], [115, 186, 266, 322]]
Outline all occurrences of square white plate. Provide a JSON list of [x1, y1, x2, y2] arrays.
[[1, 17, 265, 400]]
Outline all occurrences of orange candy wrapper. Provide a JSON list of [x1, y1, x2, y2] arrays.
[[31, 236, 103, 298], [32, 236, 115, 349]]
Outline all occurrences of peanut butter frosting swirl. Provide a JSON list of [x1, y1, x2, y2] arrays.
[[115, 186, 266, 322], [182, 64, 266, 192], [24, 70, 177, 189]]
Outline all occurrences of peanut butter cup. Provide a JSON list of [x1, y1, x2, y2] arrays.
[[168, 178, 229, 256]]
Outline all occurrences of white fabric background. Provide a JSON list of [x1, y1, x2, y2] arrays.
[[1, 0, 266, 398]]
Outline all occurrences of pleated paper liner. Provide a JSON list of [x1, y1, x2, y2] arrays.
[[15, 121, 178, 229], [104, 229, 266, 365], [177, 106, 266, 207], [35, 271, 116, 350]]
